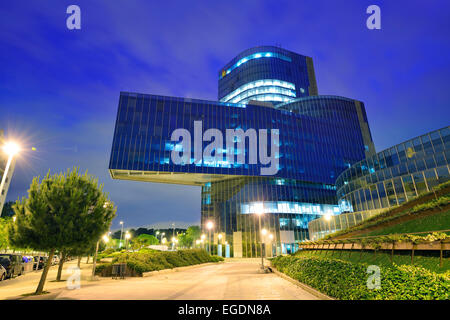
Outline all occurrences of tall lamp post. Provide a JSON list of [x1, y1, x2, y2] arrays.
[[201, 234, 206, 250], [91, 233, 110, 279], [156, 231, 165, 244], [119, 221, 124, 249], [255, 203, 264, 270], [125, 232, 131, 250], [206, 221, 214, 255], [0, 142, 20, 217]]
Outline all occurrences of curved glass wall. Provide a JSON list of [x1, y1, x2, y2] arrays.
[[219, 52, 292, 79], [336, 127, 450, 214], [218, 46, 318, 103], [308, 127, 450, 240]]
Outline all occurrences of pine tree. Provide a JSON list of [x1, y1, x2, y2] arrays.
[[9, 168, 116, 294]]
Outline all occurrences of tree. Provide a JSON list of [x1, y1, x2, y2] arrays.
[[9, 168, 116, 294], [1, 201, 15, 217], [178, 226, 201, 248], [0, 218, 12, 251]]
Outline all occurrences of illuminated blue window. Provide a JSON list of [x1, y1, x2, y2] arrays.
[[220, 79, 296, 105], [220, 52, 292, 79], [240, 201, 340, 215]]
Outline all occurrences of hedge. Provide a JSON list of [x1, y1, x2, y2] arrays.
[[271, 255, 450, 300], [96, 248, 223, 276]]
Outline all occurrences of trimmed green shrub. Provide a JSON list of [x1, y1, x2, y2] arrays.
[[95, 249, 223, 276], [271, 255, 449, 300]]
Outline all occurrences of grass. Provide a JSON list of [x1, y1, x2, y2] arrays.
[[360, 208, 450, 237], [295, 249, 450, 274]]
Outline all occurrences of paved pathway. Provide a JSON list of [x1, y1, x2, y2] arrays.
[[56, 259, 318, 300], [1, 258, 319, 300]]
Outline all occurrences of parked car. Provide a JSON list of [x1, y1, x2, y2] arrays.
[[0, 254, 23, 278], [33, 256, 46, 270], [0, 265, 6, 281]]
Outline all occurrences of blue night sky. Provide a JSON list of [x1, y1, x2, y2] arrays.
[[1, 1, 449, 229]]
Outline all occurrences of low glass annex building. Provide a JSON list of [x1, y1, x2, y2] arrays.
[[109, 46, 375, 256], [309, 127, 450, 240]]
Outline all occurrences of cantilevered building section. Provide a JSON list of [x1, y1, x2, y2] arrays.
[[109, 46, 375, 257]]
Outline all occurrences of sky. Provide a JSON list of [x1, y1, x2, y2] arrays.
[[1, 1, 449, 230]]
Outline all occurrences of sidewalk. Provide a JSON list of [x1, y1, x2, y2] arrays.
[[0, 258, 112, 300]]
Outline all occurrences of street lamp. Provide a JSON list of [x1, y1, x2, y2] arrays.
[[324, 213, 332, 236], [0, 142, 20, 217], [171, 236, 178, 250], [206, 221, 214, 255], [125, 232, 131, 250], [119, 221, 124, 249], [92, 233, 110, 279], [255, 203, 264, 270]]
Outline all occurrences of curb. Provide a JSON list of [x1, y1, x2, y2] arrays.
[[142, 261, 224, 277], [271, 267, 335, 300]]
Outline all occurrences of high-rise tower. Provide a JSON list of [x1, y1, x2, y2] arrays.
[[218, 46, 318, 105]]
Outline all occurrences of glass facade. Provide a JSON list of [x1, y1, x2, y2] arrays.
[[309, 127, 450, 240], [109, 46, 376, 256], [218, 46, 318, 105]]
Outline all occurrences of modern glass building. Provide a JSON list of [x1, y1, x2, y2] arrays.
[[309, 126, 450, 240], [109, 46, 375, 256], [218, 46, 318, 104]]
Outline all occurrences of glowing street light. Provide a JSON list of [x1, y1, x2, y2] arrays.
[[255, 203, 265, 270], [102, 234, 110, 243], [125, 232, 131, 250], [92, 233, 112, 279], [3, 142, 20, 156], [206, 221, 214, 255], [119, 221, 124, 248], [0, 142, 21, 217]]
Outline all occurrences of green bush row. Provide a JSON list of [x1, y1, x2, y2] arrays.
[[271, 255, 450, 300], [96, 248, 223, 276], [306, 231, 449, 247]]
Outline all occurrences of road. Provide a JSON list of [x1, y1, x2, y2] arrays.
[[1, 259, 319, 300]]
